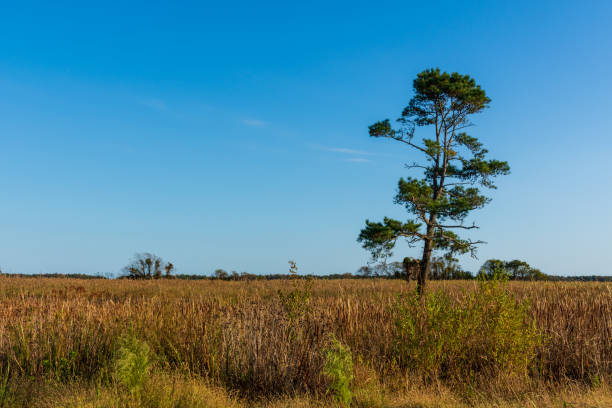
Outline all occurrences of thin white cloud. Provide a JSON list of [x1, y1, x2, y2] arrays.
[[241, 118, 267, 128], [140, 98, 167, 111], [344, 157, 371, 163], [313, 145, 372, 155]]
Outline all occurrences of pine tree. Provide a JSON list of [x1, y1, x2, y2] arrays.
[[358, 68, 509, 296]]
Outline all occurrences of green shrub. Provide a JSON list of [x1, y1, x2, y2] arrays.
[[394, 289, 455, 376], [113, 333, 151, 395], [323, 334, 354, 406], [394, 273, 542, 381], [41, 350, 77, 382], [278, 260, 312, 322]]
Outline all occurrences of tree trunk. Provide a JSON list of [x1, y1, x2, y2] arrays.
[[417, 222, 435, 297], [417, 241, 431, 296]]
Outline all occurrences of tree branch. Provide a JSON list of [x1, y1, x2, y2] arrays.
[[404, 162, 429, 171], [437, 223, 479, 230], [440, 233, 486, 258]]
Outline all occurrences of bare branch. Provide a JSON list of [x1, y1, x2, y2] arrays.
[[404, 162, 428, 171], [442, 181, 472, 187], [440, 232, 486, 258], [437, 223, 479, 230], [397, 231, 426, 241], [407, 140, 435, 160]]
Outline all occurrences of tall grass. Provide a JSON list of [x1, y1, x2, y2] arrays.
[[0, 276, 609, 403]]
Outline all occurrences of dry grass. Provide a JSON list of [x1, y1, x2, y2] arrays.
[[27, 374, 612, 408], [0, 277, 610, 407]]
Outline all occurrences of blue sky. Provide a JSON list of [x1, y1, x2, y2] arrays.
[[1, 1, 611, 276]]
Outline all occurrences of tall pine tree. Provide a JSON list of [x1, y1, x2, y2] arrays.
[[358, 68, 509, 296]]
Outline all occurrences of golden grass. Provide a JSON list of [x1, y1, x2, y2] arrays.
[[0, 277, 610, 407], [33, 373, 241, 408], [29, 374, 612, 408]]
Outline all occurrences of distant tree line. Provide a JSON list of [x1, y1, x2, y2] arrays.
[[477, 259, 548, 281], [0, 273, 110, 279], [2, 270, 610, 282], [357, 255, 472, 280], [1, 254, 609, 282], [356, 257, 610, 282]]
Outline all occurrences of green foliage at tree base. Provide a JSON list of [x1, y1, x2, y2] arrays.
[[394, 274, 542, 380]]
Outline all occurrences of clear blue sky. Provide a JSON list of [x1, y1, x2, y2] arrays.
[[1, 1, 611, 276]]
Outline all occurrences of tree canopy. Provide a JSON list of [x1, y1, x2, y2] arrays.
[[358, 68, 509, 295], [123, 253, 174, 279]]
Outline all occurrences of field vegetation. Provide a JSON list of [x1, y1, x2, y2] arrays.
[[0, 275, 609, 407]]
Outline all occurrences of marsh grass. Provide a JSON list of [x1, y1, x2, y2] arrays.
[[0, 277, 609, 406]]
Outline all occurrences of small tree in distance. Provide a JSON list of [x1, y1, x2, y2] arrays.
[[358, 68, 510, 296], [123, 253, 174, 279], [429, 254, 473, 280], [479, 259, 548, 281], [164, 262, 174, 278]]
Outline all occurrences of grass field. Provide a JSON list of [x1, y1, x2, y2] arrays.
[[0, 277, 610, 407]]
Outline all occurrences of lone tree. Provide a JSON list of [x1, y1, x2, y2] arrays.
[[123, 252, 174, 279], [358, 68, 509, 296]]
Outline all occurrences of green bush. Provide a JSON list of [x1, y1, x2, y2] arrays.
[[113, 333, 152, 395], [323, 334, 354, 406], [41, 350, 77, 382], [278, 260, 312, 322], [394, 273, 542, 381]]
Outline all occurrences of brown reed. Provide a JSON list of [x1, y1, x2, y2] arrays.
[[0, 277, 609, 399]]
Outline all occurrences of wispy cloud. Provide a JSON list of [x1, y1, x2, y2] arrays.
[[140, 98, 167, 111], [313, 145, 372, 155], [344, 157, 371, 163], [241, 118, 267, 128]]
